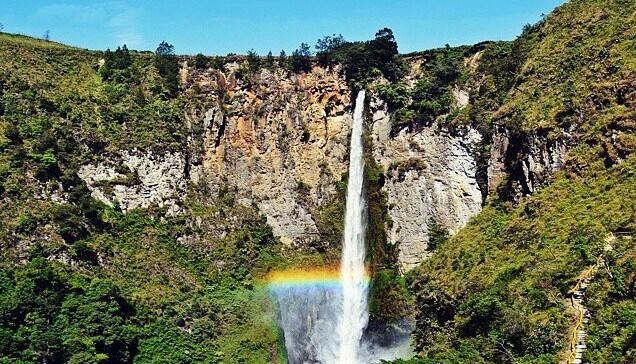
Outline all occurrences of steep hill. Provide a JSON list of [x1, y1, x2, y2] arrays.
[[399, 0, 636, 363]]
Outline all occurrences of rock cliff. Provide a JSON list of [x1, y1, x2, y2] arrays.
[[77, 59, 569, 269], [370, 95, 483, 270]]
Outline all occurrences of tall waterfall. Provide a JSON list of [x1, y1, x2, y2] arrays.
[[338, 90, 369, 363], [267, 89, 411, 364]]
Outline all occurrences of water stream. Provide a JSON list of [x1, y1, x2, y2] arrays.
[[337, 89, 369, 363]]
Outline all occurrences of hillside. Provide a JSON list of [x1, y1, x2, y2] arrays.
[[397, 0, 636, 363], [0, 32, 291, 363], [0, 0, 635, 363]]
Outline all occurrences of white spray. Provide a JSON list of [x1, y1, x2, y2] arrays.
[[337, 90, 368, 363]]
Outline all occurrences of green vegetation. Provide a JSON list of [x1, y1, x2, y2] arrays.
[[426, 219, 449, 252], [1, 0, 635, 362], [378, 45, 468, 134], [389, 0, 636, 362], [315, 28, 407, 87], [0, 254, 138, 363], [0, 184, 288, 363], [584, 236, 636, 363], [246, 49, 262, 74], [289, 43, 312, 73], [154, 41, 180, 95], [0, 33, 289, 363], [400, 154, 635, 363], [194, 53, 208, 69]]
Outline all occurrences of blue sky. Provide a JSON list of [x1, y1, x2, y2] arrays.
[[1, 0, 565, 55]]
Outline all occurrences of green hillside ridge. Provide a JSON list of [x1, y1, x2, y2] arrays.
[[0, 0, 635, 362], [0, 32, 292, 363], [391, 0, 636, 363]]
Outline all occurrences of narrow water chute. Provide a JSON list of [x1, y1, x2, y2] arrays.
[[337, 89, 369, 363]]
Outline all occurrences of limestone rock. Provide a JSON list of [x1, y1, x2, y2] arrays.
[[487, 124, 569, 199], [198, 65, 352, 246], [451, 87, 469, 109], [371, 99, 483, 270], [78, 150, 188, 215]]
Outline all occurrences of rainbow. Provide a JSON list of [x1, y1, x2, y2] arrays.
[[266, 266, 370, 292]]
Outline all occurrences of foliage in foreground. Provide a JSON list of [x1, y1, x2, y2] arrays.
[[395, 153, 636, 364]]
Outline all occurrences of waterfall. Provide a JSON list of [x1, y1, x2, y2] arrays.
[[267, 89, 412, 364], [338, 89, 368, 363]]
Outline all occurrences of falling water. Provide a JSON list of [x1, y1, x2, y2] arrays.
[[268, 90, 412, 364], [338, 89, 368, 363]]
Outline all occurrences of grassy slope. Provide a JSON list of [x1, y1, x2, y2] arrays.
[[0, 33, 291, 363], [402, 0, 636, 363]]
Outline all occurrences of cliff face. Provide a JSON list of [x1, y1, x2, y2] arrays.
[[77, 58, 571, 269], [370, 95, 483, 270], [197, 67, 352, 247], [487, 124, 571, 200]]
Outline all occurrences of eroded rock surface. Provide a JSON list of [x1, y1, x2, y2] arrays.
[[78, 150, 188, 215], [197, 66, 352, 247], [76, 60, 571, 269], [487, 124, 570, 199], [371, 98, 483, 270]]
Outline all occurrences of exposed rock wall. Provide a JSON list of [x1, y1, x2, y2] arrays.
[[487, 124, 570, 200], [196, 66, 352, 247], [77, 150, 188, 215], [75, 60, 571, 270], [370, 97, 483, 270]]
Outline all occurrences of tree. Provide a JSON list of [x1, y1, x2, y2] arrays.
[[154, 41, 179, 95], [194, 53, 208, 69], [264, 50, 275, 69], [373, 27, 398, 54], [315, 34, 345, 53], [100, 45, 132, 81], [246, 49, 261, 73], [315, 34, 345, 66], [370, 27, 398, 66], [369, 27, 404, 81], [279, 49, 287, 68], [0, 258, 138, 362], [155, 41, 174, 57], [290, 42, 312, 73]]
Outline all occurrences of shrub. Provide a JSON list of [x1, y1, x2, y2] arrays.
[[264, 51, 275, 69], [377, 82, 410, 110], [100, 45, 132, 82], [315, 34, 345, 67], [16, 213, 38, 234], [313, 28, 406, 86], [427, 219, 449, 251], [290, 43, 311, 73], [0, 259, 138, 363], [246, 49, 261, 74], [194, 53, 208, 69]]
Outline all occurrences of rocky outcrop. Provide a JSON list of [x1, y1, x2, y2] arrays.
[[487, 124, 570, 199], [77, 150, 189, 215], [193, 65, 352, 247], [370, 97, 483, 270]]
